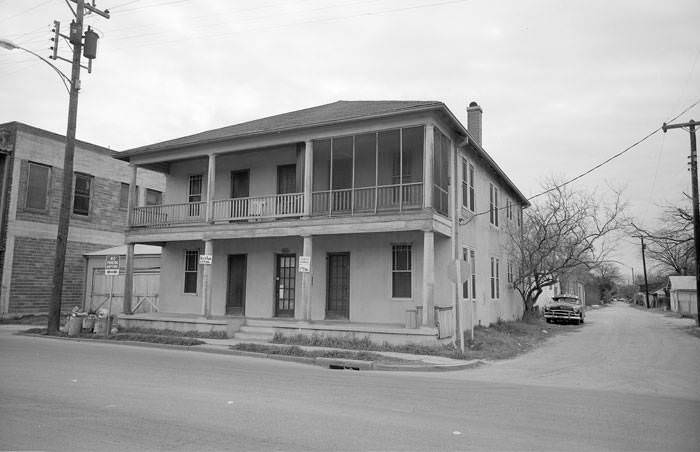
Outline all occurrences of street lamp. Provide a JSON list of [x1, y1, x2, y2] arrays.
[[0, 38, 70, 93]]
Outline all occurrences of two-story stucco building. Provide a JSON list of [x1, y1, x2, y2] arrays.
[[0, 122, 164, 315], [116, 100, 529, 343]]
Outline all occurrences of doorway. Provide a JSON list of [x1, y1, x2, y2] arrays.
[[226, 254, 247, 315], [274, 254, 296, 317], [230, 169, 250, 219], [326, 253, 350, 320]]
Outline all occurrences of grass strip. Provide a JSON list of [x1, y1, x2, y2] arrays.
[[272, 315, 580, 360], [231, 343, 412, 364]]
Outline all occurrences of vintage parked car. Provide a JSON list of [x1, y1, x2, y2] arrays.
[[543, 294, 585, 325]]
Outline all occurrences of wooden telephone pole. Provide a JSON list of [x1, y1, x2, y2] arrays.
[[662, 119, 699, 326], [47, 0, 110, 334]]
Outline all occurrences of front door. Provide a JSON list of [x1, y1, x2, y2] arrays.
[[326, 253, 350, 319], [226, 254, 247, 315], [230, 169, 250, 219], [274, 254, 296, 317]]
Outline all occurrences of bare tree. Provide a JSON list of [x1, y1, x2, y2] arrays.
[[507, 181, 627, 311], [631, 200, 696, 275]]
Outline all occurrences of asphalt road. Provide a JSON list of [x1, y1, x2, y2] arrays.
[[1, 304, 698, 451]]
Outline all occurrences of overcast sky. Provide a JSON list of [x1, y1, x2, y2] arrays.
[[1, 0, 699, 280]]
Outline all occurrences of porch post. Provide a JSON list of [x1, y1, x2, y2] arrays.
[[202, 239, 213, 317], [126, 164, 137, 226], [423, 124, 434, 210], [422, 230, 435, 326], [206, 153, 216, 223], [123, 242, 135, 315], [300, 235, 313, 320], [303, 140, 313, 218]]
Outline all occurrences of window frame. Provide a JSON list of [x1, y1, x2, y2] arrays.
[[72, 172, 92, 216], [391, 243, 412, 299], [188, 174, 203, 204], [490, 256, 500, 299], [461, 158, 475, 213], [119, 183, 130, 210], [25, 161, 51, 212], [184, 249, 199, 294], [145, 188, 162, 206], [489, 183, 499, 227], [462, 247, 477, 300]]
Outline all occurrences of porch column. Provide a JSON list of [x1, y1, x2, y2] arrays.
[[206, 153, 216, 223], [299, 235, 313, 320], [422, 230, 435, 326], [126, 164, 137, 226], [303, 140, 313, 218], [202, 239, 213, 317], [423, 124, 434, 210], [123, 242, 135, 315]]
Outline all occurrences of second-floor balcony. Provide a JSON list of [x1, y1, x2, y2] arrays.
[[130, 182, 425, 228]]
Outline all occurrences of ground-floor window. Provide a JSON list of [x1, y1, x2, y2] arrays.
[[184, 250, 198, 294], [392, 244, 412, 298], [463, 248, 477, 299], [490, 257, 500, 299]]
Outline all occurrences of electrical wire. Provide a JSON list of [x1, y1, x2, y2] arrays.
[[0, 0, 53, 25]]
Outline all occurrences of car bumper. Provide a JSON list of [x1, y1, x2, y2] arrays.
[[544, 312, 582, 320]]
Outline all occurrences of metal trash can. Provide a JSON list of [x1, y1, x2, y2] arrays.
[[94, 316, 112, 335], [67, 316, 82, 337]]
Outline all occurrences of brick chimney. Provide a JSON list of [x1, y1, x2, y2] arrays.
[[467, 101, 483, 146]]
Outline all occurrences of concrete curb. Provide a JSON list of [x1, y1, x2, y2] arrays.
[[13, 331, 480, 372]]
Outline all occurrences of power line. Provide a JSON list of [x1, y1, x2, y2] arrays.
[[0, 0, 53, 25], [525, 97, 700, 203]]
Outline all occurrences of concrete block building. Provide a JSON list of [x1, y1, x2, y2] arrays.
[[0, 122, 164, 315], [117, 100, 529, 343]]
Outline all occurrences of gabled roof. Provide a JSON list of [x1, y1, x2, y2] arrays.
[[118, 100, 530, 206], [122, 100, 443, 155]]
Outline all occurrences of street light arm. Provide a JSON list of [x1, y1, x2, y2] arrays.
[[0, 38, 70, 93]]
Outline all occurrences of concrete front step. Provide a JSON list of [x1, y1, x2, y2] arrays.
[[233, 331, 275, 342], [239, 325, 276, 334]]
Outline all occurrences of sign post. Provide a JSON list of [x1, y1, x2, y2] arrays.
[[104, 255, 120, 336]]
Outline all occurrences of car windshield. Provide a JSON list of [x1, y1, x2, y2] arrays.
[[553, 297, 580, 304]]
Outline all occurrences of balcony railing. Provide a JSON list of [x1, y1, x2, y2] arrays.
[[129, 183, 426, 228], [312, 182, 423, 216], [131, 201, 207, 227], [212, 193, 304, 221]]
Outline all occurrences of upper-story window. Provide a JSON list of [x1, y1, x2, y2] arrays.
[[146, 188, 162, 206], [517, 206, 523, 227], [506, 198, 513, 221], [489, 183, 499, 227], [433, 128, 450, 216], [462, 158, 475, 212], [26, 162, 50, 211], [119, 183, 129, 209], [73, 172, 92, 216]]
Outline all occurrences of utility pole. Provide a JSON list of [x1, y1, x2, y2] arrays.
[[640, 236, 650, 309], [47, 0, 110, 334], [662, 119, 700, 326]]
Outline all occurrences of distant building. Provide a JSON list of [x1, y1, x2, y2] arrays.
[[668, 276, 697, 316], [0, 122, 164, 315]]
